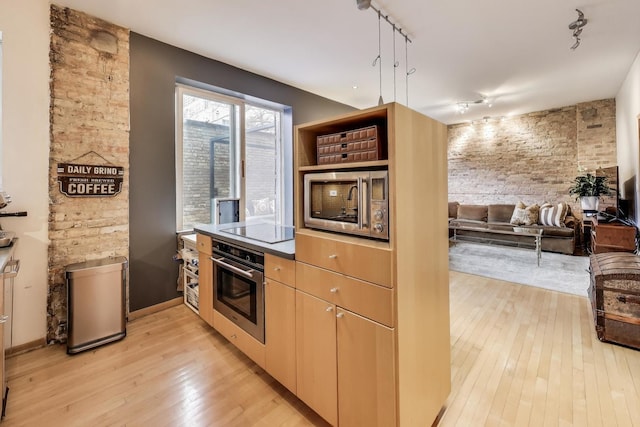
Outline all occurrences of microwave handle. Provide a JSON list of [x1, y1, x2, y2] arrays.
[[359, 177, 368, 229]]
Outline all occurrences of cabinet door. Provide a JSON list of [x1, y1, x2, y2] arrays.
[[198, 251, 214, 327], [337, 309, 396, 427], [295, 290, 337, 426], [265, 278, 296, 393]]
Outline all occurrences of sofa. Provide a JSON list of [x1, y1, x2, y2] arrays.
[[448, 201, 578, 255]]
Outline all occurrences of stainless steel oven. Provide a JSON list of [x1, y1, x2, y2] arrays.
[[212, 239, 265, 343]]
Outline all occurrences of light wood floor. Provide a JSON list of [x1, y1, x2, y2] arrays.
[[3, 271, 639, 426]]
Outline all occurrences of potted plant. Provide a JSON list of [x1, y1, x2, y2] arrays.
[[569, 172, 612, 212]]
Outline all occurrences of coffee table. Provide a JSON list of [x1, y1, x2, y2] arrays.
[[449, 224, 543, 266]]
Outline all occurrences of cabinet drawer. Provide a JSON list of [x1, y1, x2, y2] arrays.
[[296, 232, 392, 288], [196, 233, 212, 255], [296, 262, 394, 327], [265, 253, 296, 286], [213, 310, 265, 369]]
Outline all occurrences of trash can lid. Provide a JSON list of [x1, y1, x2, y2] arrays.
[[65, 256, 128, 273]]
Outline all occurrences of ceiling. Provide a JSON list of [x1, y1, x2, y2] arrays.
[[54, 0, 640, 125]]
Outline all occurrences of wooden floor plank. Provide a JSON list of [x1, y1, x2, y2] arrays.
[[2, 270, 639, 426]]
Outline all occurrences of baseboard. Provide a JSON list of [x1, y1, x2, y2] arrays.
[[128, 297, 183, 321], [6, 338, 47, 358]]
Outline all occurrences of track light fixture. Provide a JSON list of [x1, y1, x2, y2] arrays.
[[569, 9, 588, 50], [356, 1, 415, 107], [456, 96, 492, 114], [356, 0, 371, 10]]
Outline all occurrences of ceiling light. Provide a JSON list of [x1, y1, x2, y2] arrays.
[[455, 96, 492, 114], [356, 0, 371, 10], [355, 1, 415, 107], [568, 9, 588, 50]]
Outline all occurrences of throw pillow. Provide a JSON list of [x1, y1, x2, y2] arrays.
[[539, 202, 568, 227], [509, 201, 540, 226]]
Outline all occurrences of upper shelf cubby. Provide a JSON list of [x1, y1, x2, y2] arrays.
[[295, 105, 389, 170]]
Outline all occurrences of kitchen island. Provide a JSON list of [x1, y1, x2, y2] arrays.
[[192, 222, 298, 397], [190, 102, 450, 427]]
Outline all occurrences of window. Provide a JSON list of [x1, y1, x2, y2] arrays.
[[176, 83, 292, 231]]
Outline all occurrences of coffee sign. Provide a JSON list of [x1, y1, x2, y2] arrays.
[[57, 163, 124, 197]]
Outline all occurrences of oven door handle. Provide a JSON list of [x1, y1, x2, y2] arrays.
[[211, 256, 255, 279]]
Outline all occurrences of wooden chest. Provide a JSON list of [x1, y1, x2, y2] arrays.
[[316, 125, 383, 165], [589, 253, 640, 350]]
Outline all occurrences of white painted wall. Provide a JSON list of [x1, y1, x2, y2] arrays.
[[0, 0, 50, 346], [616, 49, 640, 225]]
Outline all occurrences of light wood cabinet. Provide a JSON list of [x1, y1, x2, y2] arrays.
[[265, 277, 297, 394], [295, 231, 392, 288], [213, 310, 265, 369], [264, 253, 296, 286], [295, 290, 338, 426], [336, 309, 396, 427], [296, 261, 394, 327], [196, 234, 214, 327], [295, 288, 396, 427], [294, 103, 450, 426]]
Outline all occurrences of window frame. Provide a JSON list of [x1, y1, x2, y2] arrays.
[[175, 83, 289, 231]]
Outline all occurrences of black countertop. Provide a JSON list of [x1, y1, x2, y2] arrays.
[[194, 222, 295, 259]]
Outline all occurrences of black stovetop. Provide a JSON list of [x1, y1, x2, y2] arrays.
[[220, 223, 295, 244]]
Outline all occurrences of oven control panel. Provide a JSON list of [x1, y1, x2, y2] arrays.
[[212, 239, 264, 268]]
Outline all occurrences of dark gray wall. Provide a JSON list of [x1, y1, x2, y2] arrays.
[[129, 33, 355, 311]]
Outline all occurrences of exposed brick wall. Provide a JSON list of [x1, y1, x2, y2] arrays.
[[576, 99, 617, 169], [48, 5, 130, 343], [448, 99, 616, 219]]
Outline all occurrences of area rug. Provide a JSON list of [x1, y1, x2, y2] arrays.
[[449, 242, 591, 296]]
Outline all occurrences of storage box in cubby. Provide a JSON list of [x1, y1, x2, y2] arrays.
[[316, 125, 383, 165]]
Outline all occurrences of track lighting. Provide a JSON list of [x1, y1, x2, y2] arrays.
[[456, 96, 492, 114], [356, 0, 371, 10], [356, 1, 415, 107]]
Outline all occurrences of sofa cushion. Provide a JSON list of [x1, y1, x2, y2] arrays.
[[488, 204, 516, 223], [509, 201, 540, 226], [539, 202, 568, 227], [457, 205, 488, 222], [448, 201, 460, 219], [449, 219, 488, 228], [539, 225, 574, 238]]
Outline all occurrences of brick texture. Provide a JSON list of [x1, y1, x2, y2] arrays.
[[448, 99, 616, 218], [48, 5, 130, 343]]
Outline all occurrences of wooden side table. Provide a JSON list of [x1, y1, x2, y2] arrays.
[[581, 216, 596, 253], [591, 216, 637, 254]]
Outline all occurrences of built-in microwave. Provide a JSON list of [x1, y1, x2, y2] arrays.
[[303, 170, 389, 240]]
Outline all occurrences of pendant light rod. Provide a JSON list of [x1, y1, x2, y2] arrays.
[[376, 10, 383, 105], [393, 24, 398, 102]]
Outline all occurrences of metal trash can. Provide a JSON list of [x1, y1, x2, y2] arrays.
[[66, 257, 127, 354]]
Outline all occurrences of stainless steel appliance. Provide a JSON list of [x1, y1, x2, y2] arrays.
[[66, 257, 128, 354], [304, 170, 389, 240], [212, 239, 265, 343]]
